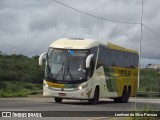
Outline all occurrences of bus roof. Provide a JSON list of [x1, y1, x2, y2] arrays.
[[50, 38, 99, 49], [106, 42, 138, 54], [50, 38, 138, 54]]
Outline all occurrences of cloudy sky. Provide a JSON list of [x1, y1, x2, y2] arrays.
[[0, 0, 160, 65]]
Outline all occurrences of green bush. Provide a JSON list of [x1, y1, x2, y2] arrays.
[[0, 81, 42, 97], [0, 54, 44, 83], [0, 54, 44, 97], [139, 69, 160, 92]]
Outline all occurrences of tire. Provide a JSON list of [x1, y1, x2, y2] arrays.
[[114, 88, 130, 103], [125, 90, 131, 103], [113, 88, 127, 103], [54, 97, 62, 103], [114, 97, 121, 103], [88, 87, 99, 105], [121, 88, 129, 103]]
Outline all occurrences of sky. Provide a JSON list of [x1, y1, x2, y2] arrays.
[[0, 0, 160, 66]]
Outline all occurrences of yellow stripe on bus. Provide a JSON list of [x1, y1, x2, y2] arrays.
[[46, 80, 65, 88]]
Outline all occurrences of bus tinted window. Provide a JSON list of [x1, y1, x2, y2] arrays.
[[98, 45, 138, 68]]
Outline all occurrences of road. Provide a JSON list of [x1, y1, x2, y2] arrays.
[[0, 97, 159, 119], [0, 97, 159, 111]]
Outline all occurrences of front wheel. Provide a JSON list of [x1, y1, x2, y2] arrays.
[[54, 97, 62, 103], [88, 87, 99, 105]]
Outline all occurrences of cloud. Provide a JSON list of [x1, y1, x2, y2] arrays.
[[0, 0, 160, 65]]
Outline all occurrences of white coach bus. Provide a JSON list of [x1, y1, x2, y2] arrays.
[[39, 38, 139, 104]]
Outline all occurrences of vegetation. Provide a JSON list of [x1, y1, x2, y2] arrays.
[[0, 81, 42, 97], [0, 54, 44, 83], [0, 54, 44, 97], [139, 69, 160, 92]]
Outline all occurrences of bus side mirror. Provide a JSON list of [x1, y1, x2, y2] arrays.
[[39, 52, 47, 66], [86, 54, 94, 68]]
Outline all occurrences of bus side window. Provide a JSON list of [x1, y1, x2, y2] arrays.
[[111, 50, 118, 67], [112, 63, 117, 67]]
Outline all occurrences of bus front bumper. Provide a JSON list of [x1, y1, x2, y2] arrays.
[[43, 86, 91, 100]]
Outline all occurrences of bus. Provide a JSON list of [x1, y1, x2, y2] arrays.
[[39, 38, 139, 104]]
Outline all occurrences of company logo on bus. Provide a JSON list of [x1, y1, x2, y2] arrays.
[[118, 70, 131, 77]]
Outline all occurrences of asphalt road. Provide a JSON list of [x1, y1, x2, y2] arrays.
[[0, 97, 159, 111], [0, 97, 159, 120]]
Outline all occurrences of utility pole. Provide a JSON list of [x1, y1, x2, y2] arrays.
[[138, 0, 143, 89]]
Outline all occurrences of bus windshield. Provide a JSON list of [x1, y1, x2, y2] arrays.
[[45, 48, 89, 83]]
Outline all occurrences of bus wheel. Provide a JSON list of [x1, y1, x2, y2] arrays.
[[121, 89, 128, 103], [89, 87, 99, 105], [54, 97, 62, 103], [125, 90, 131, 103], [113, 98, 121, 103]]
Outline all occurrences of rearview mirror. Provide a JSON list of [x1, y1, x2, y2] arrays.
[[39, 52, 47, 66], [86, 54, 94, 68]]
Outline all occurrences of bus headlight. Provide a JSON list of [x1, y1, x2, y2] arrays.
[[43, 82, 48, 88], [78, 86, 83, 90], [45, 84, 48, 88], [78, 83, 88, 90]]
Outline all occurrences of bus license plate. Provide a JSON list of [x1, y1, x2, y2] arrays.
[[59, 93, 66, 96]]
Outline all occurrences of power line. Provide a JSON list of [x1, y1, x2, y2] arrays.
[[53, 0, 160, 38], [143, 24, 160, 37], [53, 0, 140, 25]]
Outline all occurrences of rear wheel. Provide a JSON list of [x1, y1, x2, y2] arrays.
[[114, 88, 130, 103], [125, 90, 131, 103], [54, 97, 62, 103], [121, 89, 127, 103], [121, 88, 130, 103], [88, 87, 99, 105], [114, 97, 121, 103]]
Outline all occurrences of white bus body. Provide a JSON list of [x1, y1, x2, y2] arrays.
[[39, 38, 138, 104]]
